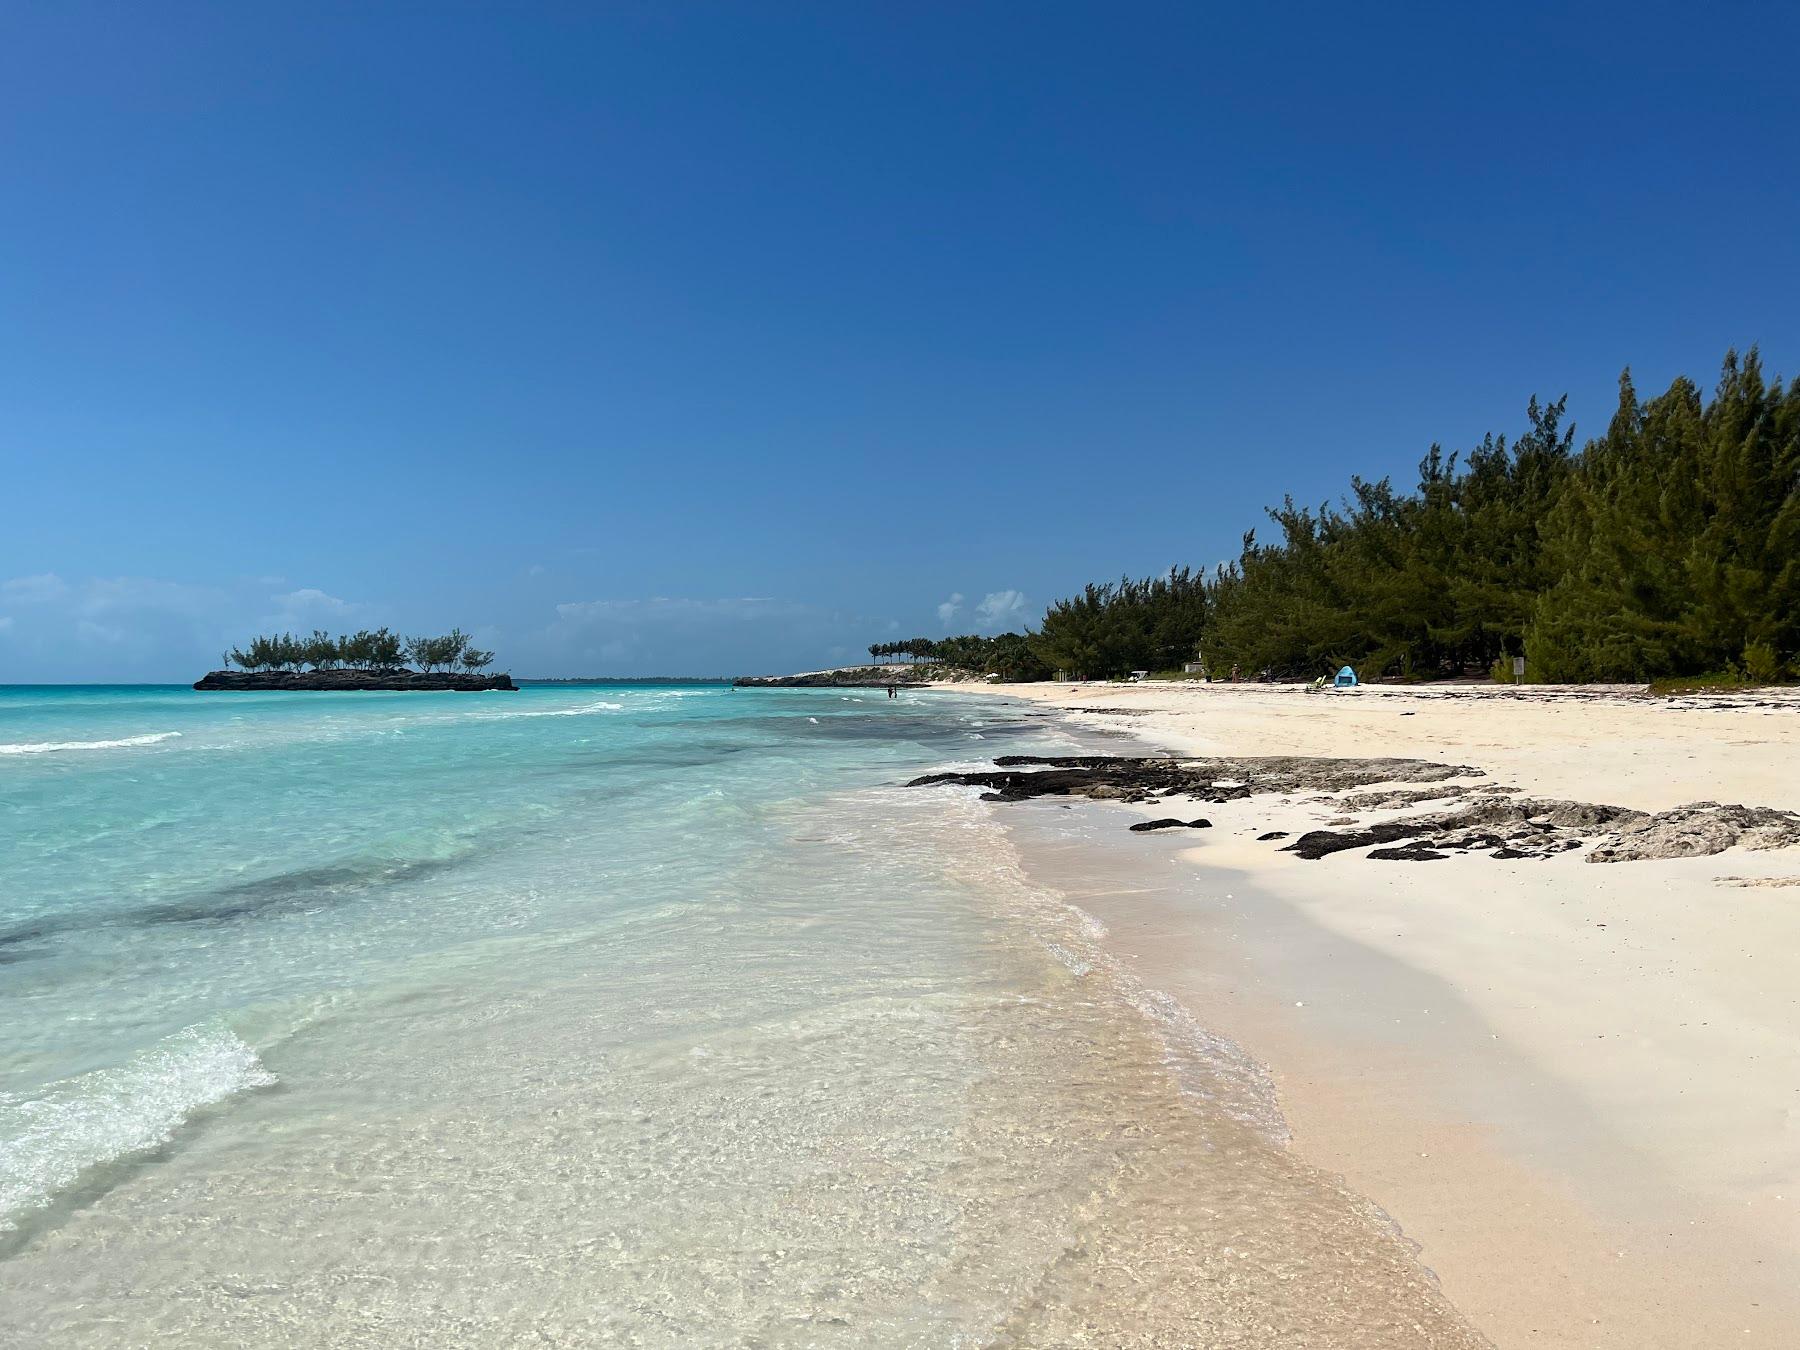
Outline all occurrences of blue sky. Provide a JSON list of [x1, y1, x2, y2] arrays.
[[4, 2, 1797, 679]]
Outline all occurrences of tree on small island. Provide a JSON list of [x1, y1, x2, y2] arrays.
[[404, 630, 466, 673], [224, 626, 498, 674]]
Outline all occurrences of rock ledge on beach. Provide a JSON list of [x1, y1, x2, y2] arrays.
[[910, 754, 1482, 803], [910, 754, 1800, 864]]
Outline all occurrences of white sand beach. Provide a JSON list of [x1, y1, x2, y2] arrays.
[[980, 680, 1800, 1348]]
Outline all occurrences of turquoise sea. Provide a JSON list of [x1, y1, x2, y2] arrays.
[[0, 682, 1480, 1346]]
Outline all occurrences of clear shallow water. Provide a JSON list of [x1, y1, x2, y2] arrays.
[[0, 683, 1482, 1346]]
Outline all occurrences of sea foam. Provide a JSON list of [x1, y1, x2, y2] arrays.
[[0, 731, 182, 756], [500, 700, 625, 719], [0, 1024, 275, 1231]]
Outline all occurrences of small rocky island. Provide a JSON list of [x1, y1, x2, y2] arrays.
[[195, 669, 514, 692], [197, 628, 514, 692]]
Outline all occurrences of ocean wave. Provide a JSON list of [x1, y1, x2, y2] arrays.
[[503, 700, 625, 719], [1041, 940, 1093, 978], [1124, 985, 1289, 1143], [0, 731, 182, 756], [0, 1024, 275, 1232], [920, 785, 1292, 1143]]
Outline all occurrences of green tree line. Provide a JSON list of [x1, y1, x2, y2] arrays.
[[226, 628, 497, 674], [1031, 567, 1210, 679], [866, 633, 1051, 680], [921, 350, 1799, 684], [866, 638, 941, 663]]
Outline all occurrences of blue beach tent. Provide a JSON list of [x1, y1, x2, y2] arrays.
[[1333, 665, 1358, 688]]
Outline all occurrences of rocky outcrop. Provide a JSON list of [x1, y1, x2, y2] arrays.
[[193, 670, 515, 692], [908, 754, 1482, 803], [1278, 796, 1800, 863], [910, 754, 1800, 864], [1282, 796, 1636, 860], [1589, 802, 1800, 862]]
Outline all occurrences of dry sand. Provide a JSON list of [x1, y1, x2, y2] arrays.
[[979, 680, 1800, 1348]]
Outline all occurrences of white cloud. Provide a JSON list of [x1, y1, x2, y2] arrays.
[[0, 574, 376, 680], [262, 587, 367, 631], [974, 589, 1029, 630], [0, 616, 14, 632], [936, 592, 964, 626], [1, 573, 71, 603], [274, 587, 355, 613], [75, 576, 225, 620], [2, 577, 209, 663]]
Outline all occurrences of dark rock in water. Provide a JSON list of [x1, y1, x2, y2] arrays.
[[1368, 844, 1448, 861], [194, 669, 515, 693], [1128, 817, 1213, 832], [1257, 831, 1290, 841]]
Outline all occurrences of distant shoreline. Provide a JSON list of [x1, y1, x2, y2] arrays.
[[734, 664, 945, 688], [518, 676, 731, 685]]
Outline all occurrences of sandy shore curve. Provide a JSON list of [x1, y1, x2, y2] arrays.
[[972, 680, 1800, 1348]]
